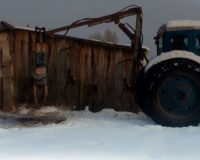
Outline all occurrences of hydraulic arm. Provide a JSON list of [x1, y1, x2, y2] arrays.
[[45, 5, 143, 88]]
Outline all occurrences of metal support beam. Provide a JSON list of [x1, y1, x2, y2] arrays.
[[131, 12, 143, 87], [118, 23, 135, 40]]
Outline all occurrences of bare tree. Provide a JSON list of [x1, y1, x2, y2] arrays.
[[89, 33, 103, 41], [103, 29, 118, 44], [89, 29, 119, 44]]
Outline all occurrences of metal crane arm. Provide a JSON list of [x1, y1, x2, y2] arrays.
[[46, 7, 142, 35], [44, 5, 144, 89]]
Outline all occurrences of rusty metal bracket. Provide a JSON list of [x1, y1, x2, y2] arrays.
[[35, 27, 46, 43]]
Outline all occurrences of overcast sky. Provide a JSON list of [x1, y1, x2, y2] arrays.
[[0, 0, 200, 55]]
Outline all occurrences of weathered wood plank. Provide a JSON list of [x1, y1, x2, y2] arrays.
[[0, 33, 15, 112]]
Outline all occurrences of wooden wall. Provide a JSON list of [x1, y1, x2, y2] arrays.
[[0, 29, 139, 112]]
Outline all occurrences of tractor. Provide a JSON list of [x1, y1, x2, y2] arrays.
[[136, 20, 200, 126]]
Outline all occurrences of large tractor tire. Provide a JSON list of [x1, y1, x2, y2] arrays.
[[136, 58, 200, 127]]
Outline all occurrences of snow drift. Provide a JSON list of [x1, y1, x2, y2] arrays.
[[0, 107, 200, 160]]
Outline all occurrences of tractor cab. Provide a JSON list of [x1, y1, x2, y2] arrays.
[[155, 20, 200, 56]]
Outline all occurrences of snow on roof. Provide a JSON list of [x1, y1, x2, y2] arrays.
[[142, 46, 150, 52], [0, 21, 35, 32], [158, 20, 200, 35], [15, 26, 35, 31]]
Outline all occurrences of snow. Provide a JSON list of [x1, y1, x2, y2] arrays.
[[89, 38, 101, 42], [142, 46, 150, 52], [34, 106, 63, 114], [16, 106, 63, 115], [158, 20, 200, 34], [15, 26, 35, 31], [0, 107, 200, 160], [145, 50, 200, 72]]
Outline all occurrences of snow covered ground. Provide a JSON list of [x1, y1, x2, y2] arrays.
[[0, 107, 200, 160]]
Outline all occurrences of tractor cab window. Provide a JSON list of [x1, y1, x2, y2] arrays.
[[195, 34, 200, 54], [170, 35, 188, 51], [158, 37, 163, 54], [155, 36, 163, 55]]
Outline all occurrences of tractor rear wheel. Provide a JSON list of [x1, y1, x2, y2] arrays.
[[137, 58, 200, 126]]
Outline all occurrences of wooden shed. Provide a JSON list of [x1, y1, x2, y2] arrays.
[[0, 21, 139, 113]]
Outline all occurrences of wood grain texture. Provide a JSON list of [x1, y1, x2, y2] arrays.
[[0, 30, 140, 112]]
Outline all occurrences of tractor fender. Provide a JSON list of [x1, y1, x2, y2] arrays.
[[145, 50, 200, 72]]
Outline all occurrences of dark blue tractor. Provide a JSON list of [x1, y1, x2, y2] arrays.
[[137, 20, 200, 127]]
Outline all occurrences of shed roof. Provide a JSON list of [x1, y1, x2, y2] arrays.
[[157, 20, 200, 35], [0, 21, 34, 32], [0, 21, 133, 49], [0, 21, 15, 31]]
